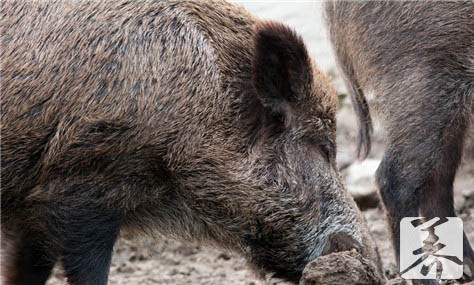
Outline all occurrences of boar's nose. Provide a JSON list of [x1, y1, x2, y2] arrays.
[[322, 232, 361, 256]]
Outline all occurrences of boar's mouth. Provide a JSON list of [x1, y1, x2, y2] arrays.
[[245, 236, 362, 284], [321, 232, 362, 256], [243, 235, 311, 283], [242, 213, 364, 283]]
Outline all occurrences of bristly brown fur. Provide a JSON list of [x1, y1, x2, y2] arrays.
[[1, 1, 382, 284], [325, 0, 474, 279]]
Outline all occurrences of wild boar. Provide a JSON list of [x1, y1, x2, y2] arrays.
[[1, 1, 382, 284], [325, 1, 474, 283]]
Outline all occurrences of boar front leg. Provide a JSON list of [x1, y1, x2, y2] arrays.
[[23, 181, 124, 285], [3, 232, 55, 285]]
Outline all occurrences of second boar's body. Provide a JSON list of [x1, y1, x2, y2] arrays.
[[325, 1, 474, 283], [1, 1, 383, 284]]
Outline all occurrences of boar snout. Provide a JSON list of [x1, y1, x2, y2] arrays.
[[322, 232, 361, 256]]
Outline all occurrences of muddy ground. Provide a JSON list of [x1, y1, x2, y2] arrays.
[[12, 2, 474, 285]]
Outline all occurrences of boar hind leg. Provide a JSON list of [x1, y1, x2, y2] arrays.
[[376, 148, 424, 264], [419, 119, 474, 281], [377, 100, 473, 280], [3, 232, 55, 285], [377, 145, 446, 285]]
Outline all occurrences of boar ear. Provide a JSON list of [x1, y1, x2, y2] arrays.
[[252, 21, 312, 121]]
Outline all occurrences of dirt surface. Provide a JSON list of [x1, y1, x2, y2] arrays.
[[300, 250, 382, 285], [12, 2, 474, 285]]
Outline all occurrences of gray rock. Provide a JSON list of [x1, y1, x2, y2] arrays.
[[345, 159, 381, 209], [454, 177, 474, 212], [387, 277, 408, 285]]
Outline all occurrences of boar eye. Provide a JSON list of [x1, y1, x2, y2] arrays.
[[320, 141, 335, 162]]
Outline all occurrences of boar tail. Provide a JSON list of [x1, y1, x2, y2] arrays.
[[324, 0, 373, 159], [346, 72, 373, 160]]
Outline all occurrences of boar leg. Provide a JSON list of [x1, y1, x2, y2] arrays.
[[61, 238, 116, 285], [376, 148, 423, 263], [31, 183, 125, 285], [377, 147, 444, 285], [58, 209, 122, 285], [419, 125, 474, 281], [377, 103, 473, 281], [3, 232, 55, 285]]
